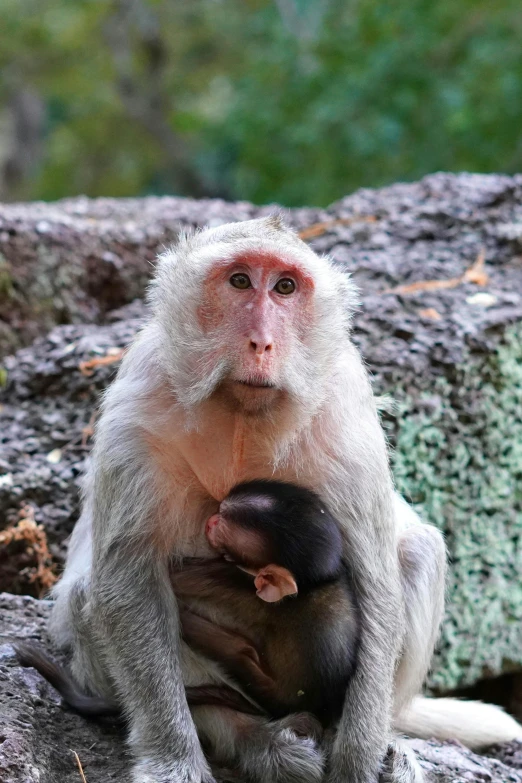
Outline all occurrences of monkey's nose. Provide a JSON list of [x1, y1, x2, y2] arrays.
[[206, 514, 220, 536], [249, 336, 273, 354], [206, 515, 222, 549]]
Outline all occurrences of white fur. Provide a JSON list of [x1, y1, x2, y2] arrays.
[[396, 696, 522, 750]]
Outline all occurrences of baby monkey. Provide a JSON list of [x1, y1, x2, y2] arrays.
[[173, 480, 360, 725], [15, 481, 359, 727]]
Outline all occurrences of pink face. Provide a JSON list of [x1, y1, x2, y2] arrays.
[[205, 513, 267, 564], [198, 251, 315, 410], [205, 512, 298, 603]]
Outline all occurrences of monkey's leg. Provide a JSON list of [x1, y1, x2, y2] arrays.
[[61, 579, 117, 701], [394, 522, 446, 715], [376, 521, 446, 783], [192, 705, 324, 783], [179, 609, 279, 706]]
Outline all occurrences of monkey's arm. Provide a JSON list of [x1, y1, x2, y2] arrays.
[[327, 553, 402, 783], [170, 559, 247, 600], [88, 404, 214, 783], [321, 402, 404, 783]]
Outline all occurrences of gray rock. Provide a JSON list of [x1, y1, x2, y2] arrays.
[[0, 593, 128, 783]]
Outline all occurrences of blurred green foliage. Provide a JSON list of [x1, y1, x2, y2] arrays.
[[2, 0, 522, 206]]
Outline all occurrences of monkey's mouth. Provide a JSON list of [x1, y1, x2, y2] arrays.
[[235, 379, 276, 389]]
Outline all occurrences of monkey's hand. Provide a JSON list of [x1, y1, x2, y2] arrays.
[[379, 739, 423, 783]]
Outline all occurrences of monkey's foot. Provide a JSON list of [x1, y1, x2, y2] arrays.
[[277, 712, 324, 743], [237, 718, 324, 783], [131, 757, 217, 783], [380, 739, 424, 783]]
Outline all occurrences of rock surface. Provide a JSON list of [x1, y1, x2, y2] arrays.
[[0, 593, 127, 783], [2, 172, 522, 690], [2, 592, 522, 783]]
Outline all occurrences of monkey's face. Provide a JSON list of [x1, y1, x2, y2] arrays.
[[205, 512, 298, 603], [199, 251, 315, 415], [205, 512, 269, 566], [151, 217, 357, 416]]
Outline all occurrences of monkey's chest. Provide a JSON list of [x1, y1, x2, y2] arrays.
[[173, 425, 296, 502]]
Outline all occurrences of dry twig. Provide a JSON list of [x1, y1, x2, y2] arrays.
[[79, 348, 125, 377], [73, 751, 88, 783], [81, 410, 98, 447], [384, 248, 488, 295]]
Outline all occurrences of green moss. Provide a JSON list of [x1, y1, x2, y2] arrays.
[[390, 324, 522, 691]]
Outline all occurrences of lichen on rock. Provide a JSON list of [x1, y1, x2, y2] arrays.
[[391, 322, 522, 690]]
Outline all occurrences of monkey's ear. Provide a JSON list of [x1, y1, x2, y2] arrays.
[[265, 212, 285, 232], [255, 565, 298, 603]]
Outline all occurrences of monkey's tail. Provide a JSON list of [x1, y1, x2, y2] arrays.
[[14, 641, 118, 717], [395, 695, 522, 750]]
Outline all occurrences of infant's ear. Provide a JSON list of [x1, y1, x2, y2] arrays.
[[254, 565, 298, 603]]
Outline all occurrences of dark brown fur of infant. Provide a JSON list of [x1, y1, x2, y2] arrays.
[[172, 479, 360, 726]]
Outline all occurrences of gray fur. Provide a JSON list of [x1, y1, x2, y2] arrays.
[[50, 216, 447, 783], [194, 707, 324, 783]]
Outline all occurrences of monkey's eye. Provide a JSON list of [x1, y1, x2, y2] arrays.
[[230, 273, 252, 290], [274, 278, 295, 295]]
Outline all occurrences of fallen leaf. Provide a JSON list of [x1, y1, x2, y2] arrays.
[[466, 292, 498, 307], [79, 348, 125, 376], [46, 448, 62, 464], [0, 506, 57, 596], [418, 308, 442, 320]]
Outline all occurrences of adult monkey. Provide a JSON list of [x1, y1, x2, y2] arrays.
[[49, 216, 520, 783]]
